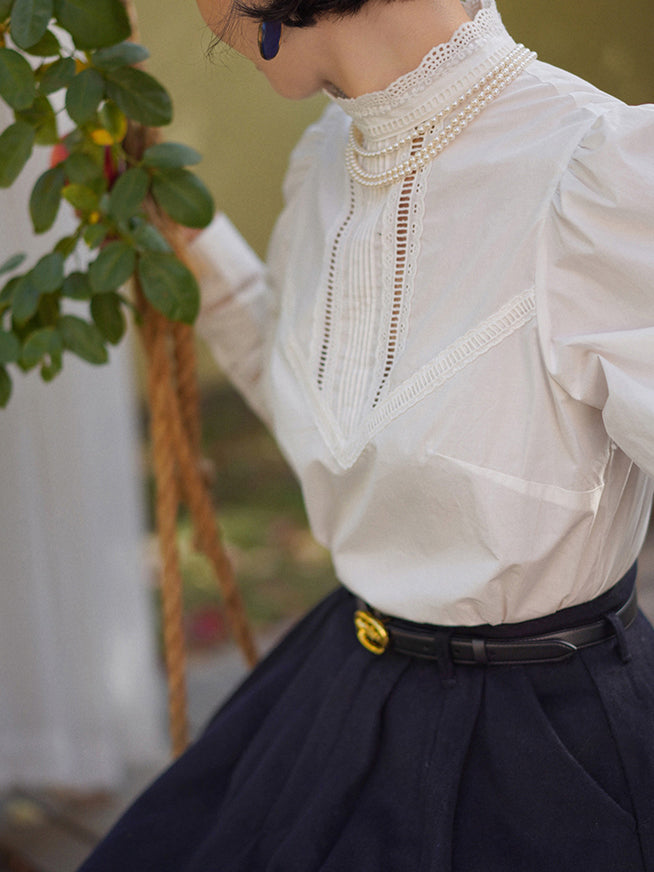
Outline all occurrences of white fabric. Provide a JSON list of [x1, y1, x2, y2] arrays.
[[194, 0, 654, 626], [0, 111, 166, 789]]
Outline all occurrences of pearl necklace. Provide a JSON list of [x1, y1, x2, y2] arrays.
[[345, 45, 536, 187]]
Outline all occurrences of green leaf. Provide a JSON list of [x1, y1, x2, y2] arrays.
[[21, 28, 60, 56], [65, 67, 104, 124], [0, 366, 12, 407], [0, 330, 20, 363], [54, 0, 130, 50], [0, 48, 36, 109], [61, 126, 83, 150], [29, 164, 65, 232], [0, 276, 21, 312], [21, 325, 62, 368], [12, 273, 40, 324], [151, 169, 213, 229], [62, 182, 99, 213], [83, 222, 109, 249], [65, 152, 108, 198], [104, 67, 172, 127], [38, 290, 59, 324], [132, 222, 171, 254], [0, 252, 26, 276], [59, 314, 108, 363], [96, 99, 126, 142], [33, 106, 58, 144], [16, 93, 57, 144], [54, 234, 78, 257], [38, 56, 76, 94], [89, 240, 135, 292], [62, 271, 91, 299], [142, 142, 202, 170], [138, 251, 200, 324], [64, 150, 102, 184], [40, 356, 62, 380], [0, 120, 35, 186], [108, 166, 149, 222], [92, 41, 149, 71], [31, 251, 63, 293], [10, 0, 53, 50], [0, 0, 15, 19], [91, 291, 125, 344]]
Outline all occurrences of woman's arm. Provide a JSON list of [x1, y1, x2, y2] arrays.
[[191, 214, 276, 426], [537, 102, 654, 478]]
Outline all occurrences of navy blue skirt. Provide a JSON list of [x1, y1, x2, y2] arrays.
[[78, 567, 654, 871]]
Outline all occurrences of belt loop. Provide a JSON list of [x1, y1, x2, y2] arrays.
[[435, 630, 456, 687], [471, 638, 488, 664], [605, 611, 632, 664]]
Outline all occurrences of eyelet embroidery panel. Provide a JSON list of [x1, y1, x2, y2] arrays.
[[284, 149, 536, 471]]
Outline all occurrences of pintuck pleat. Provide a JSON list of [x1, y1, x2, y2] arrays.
[[78, 589, 654, 872]]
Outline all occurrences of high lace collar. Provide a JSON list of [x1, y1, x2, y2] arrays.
[[327, 0, 516, 142]]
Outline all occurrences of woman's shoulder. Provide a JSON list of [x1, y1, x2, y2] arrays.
[[282, 103, 350, 202], [298, 101, 351, 142], [523, 59, 654, 151], [547, 82, 654, 218], [495, 58, 654, 219]]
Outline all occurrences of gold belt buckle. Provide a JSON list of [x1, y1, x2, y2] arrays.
[[354, 609, 389, 655]]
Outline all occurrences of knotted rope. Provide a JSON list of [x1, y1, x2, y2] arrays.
[[122, 1, 258, 757]]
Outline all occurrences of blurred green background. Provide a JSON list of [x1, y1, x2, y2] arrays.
[[134, 0, 653, 648]]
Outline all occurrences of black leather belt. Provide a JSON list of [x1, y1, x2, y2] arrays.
[[354, 583, 639, 665]]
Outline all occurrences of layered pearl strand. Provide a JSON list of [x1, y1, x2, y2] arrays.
[[345, 44, 536, 187]]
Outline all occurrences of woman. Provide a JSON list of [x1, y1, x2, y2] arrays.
[[79, 0, 654, 868]]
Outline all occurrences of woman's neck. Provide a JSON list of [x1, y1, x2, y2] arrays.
[[323, 0, 472, 98]]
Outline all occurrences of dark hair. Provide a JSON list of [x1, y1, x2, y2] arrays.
[[234, 0, 370, 28]]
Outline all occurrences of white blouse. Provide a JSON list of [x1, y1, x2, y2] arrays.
[[194, 0, 654, 625]]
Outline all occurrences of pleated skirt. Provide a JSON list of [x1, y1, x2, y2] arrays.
[[78, 570, 654, 872]]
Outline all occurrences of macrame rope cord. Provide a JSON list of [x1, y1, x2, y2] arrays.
[[121, 0, 258, 756], [172, 321, 203, 458], [143, 309, 189, 756]]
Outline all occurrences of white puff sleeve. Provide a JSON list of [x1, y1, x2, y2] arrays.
[[192, 214, 274, 424], [191, 118, 325, 425], [537, 102, 654, 479]]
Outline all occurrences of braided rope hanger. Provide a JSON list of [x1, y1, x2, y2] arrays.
[[121, 0, 258, 757]]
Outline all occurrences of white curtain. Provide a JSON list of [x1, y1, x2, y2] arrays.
[[0, 106, 166, 789]]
